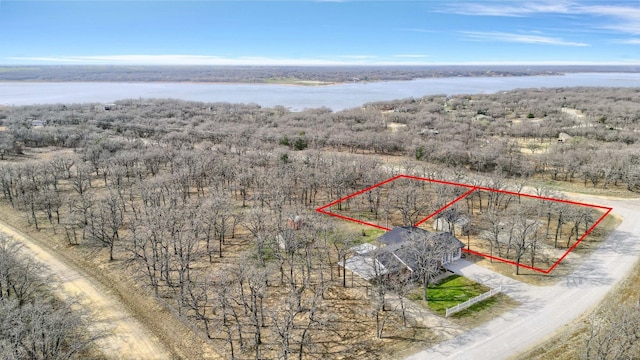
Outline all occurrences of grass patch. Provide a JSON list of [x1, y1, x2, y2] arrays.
[[340, 223, 385, 245], [409, 275, 490, 316], [357, 228, 386, 243]]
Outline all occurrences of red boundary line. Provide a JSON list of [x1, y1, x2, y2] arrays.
[[463, 248, 546, 273], [545, 207, 613, 273], [316, 174, 614, 274], [400, 174, 609, 210], [473, 185, 611, 210], [413, 187, 478, 227], [316, 175, 403, 211], [316, 209, 391, 231], [399, 174, 477, 189]]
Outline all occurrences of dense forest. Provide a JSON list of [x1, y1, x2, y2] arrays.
[[2, 87, 639, 191], [0, 86, 638, 359], [2, 65, 639, 83]]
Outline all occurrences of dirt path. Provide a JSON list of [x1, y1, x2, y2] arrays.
[[0, 220, 171, 360], [407, 195, 640, 359]]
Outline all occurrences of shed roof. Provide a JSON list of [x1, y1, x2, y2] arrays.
[[339, 255, 387, 281]]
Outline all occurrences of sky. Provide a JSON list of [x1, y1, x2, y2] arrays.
[[0, 0, 639, 66]]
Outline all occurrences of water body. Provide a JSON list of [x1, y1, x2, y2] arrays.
[[1, 73, 639, 111]]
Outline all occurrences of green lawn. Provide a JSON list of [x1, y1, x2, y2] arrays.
[[357, 228, 385, 243], [410, 275, 492, 316]]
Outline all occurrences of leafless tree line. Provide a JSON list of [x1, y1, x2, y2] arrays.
[[1, 87, 638, 191], [0, 65, 567, 82], [0, 235, 96, 359]]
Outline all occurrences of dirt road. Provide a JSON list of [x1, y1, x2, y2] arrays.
[[407, 195, 640, 360], [0, 220, 171, 360]]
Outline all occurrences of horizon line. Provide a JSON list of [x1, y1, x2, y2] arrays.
[[3, 55, 640, 67], [3, 62, 640, 67]]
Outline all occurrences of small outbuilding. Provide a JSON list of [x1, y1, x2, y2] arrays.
[[433, 216, 470, 237], [558, 132, 573, 142], [287, 216, 304, 230]]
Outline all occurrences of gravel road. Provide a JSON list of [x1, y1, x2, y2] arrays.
[[0, 220, 171, 360], [407, 195, 640, 360]]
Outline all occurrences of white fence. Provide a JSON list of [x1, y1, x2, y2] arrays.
[[445, 286, 502, 317]]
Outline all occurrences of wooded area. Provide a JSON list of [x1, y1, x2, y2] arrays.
[[0, 65, 569, 83], [0, 86, 638, 359]]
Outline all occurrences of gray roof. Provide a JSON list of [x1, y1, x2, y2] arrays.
[[340, 227, 465, 280], [377, 226, 431, 246], [376, 227, 465, 273], [430, 231, 466, 250]]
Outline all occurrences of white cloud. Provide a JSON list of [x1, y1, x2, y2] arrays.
[[440, 1, 574, 17], [577, 5, 640, 35], [5, 54, 437, 66], [616, 38, 640, 45], [462, 31, 589, 47], [443, 1, 640, 35], [392, 54, 431, 58]]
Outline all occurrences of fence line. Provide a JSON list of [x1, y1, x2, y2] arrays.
[[445, 285, 502, 317]]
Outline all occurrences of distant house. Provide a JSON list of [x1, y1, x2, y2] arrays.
[[340, 226, 465, 281], [558, 132, 572, 142], [30, 120, 47, 127], [473, 114, 494, 124], [419, 128, 439, 136]]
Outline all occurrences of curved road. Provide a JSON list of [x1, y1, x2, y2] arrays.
[[0, 220, 171, 359], [407, 195, 640, 360]]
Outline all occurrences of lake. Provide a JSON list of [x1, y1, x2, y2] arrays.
[[1, 73, 639, 111]]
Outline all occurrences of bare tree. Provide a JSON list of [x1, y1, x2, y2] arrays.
[[0, 235, 98, 359], [406, 232, 447, 301], [584, 303, 640, 359]]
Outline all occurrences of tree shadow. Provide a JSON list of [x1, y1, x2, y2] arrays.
[[562, 229, 639, 288], [594, 229, 640, 257]]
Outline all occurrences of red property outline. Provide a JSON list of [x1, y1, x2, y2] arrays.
[[316, 174, 613, 274]]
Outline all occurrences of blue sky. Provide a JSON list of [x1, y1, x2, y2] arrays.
[[1, 0, 639, 65]]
